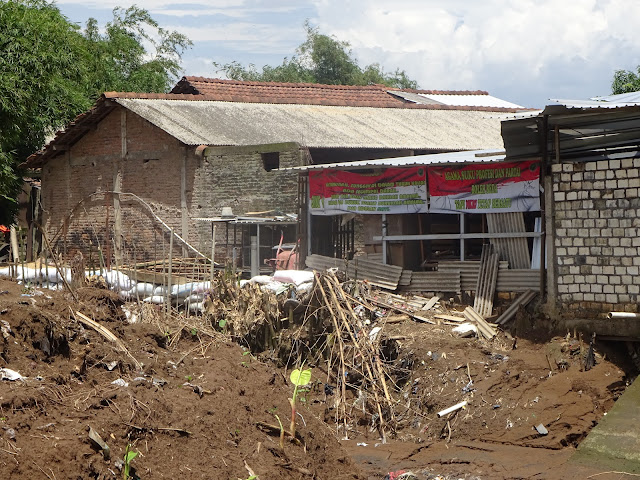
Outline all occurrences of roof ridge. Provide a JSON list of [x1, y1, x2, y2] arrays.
[[181, 76, 392, 90], [109, 93, 525, 112], [181, 77, 491, 95]]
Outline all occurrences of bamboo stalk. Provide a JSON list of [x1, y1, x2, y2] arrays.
[[314, 274, 349, 439], [324, 275, 392, 438]]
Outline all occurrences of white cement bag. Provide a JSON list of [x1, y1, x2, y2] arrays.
[[249, 275, 274, 285], [132, 283, 155, 297], [17, 266, 71, 285], [153, 286, 168, 296], [295, 281, 314, 295], [273, 270, 314, 286], [187, 302, 204, 313], [170, 281, 211, 299], [143, 295, 166, 305], [103, 271, 132, 291], [183, 293, 205, 306]]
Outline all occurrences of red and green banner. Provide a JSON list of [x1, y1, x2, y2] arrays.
[[309, 167, 427, 215], [427, 160, 540, 214]]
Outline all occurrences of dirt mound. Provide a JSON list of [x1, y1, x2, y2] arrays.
[[0, 275, 635, 480], [0, 278, 363, 480]]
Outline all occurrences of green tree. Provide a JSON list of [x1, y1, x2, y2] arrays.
[[215, 23, 418, 89], [0, 0, 191, 224], [612, 68, 640, 95], [83, 6, 191, 94]]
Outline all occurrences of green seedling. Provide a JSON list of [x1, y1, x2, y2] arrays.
[[289, 365, 312, 439], [123, 444, 139, 480], [241, 350, 255, 367], [185, 374, 193, 382], [190, 328, 198, 337], [274, 414, 285, 449]]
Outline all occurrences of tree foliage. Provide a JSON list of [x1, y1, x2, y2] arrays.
[[215, 23, 418, 89], [0, 0, 191, 224], [612, 67, 640, 95], [83, 6, 191, 94]]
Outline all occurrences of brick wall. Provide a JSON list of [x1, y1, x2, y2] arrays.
[[193, 144, 303, 263], [41, 107, 192, 264], [551, 158, 640, 312], [40, 113, 304, 266]]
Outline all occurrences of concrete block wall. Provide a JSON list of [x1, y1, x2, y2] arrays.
[[551, 158, 640, 312]]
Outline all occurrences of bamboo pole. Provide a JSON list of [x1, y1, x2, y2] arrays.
[[323, 275, 389, 441], [314, 273, 349, 439]]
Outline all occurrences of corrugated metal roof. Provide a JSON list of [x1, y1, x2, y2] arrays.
[[116, 98, 504, 150], [591, 92, 640, 103], [280, 148, 506, 171], [544, 99, 640, 112], [418, 94, 524, 109]]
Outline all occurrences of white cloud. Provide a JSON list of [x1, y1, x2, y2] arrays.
[[56, 0, 640, 107], [311, 0, 640, 106], [166, 22, 304, 53]]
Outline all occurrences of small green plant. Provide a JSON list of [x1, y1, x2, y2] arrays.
[[190, 327, 198, 336], [218, 319, 227, 330], [289, 364, 312, 439], [240, 350, 255, 367], [123, 444, 138, 480], [274, 413, 285, 449], [185, 374, 193, 382]]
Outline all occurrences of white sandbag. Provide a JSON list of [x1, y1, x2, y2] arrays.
[[273, 270, 314, 286], [16, 267, 37, 282], [295, 281, 314, 295], [132, 283, 155, 297], [183, 293, 205, 306], [20, 266, 71, 285], [249, 275, 274, 285], [142, 295, 166, 305], [153, 286, 168, 296], [0, 266, 12, 277], [102, 270, 132, 291], [260, 281, 286, 293], [170, 281, 211, 299], [187, 302, 204, 313]]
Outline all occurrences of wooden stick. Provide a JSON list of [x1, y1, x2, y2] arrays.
[[73, 310, 142, 371]]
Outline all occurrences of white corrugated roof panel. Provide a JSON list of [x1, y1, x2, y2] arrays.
[[280, 149, 506, 171], [590, 92, 640, 103], [116, 98, 504, 151], [418, 94, 524, 109]]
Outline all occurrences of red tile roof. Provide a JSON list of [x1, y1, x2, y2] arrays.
[[170, 76, 493, 109]]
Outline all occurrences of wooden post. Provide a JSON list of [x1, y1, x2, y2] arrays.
[[113, 108, 125, 267], [181, 149, 189, 257], [210, 224, 216, 282], [166, 231, 173, 315]]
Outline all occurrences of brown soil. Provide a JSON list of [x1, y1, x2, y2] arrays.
[[0, 277, 636, 480]]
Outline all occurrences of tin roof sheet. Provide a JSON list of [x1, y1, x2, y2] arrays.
[[280, 148, 506, 171], [418, 94, 524, 109]]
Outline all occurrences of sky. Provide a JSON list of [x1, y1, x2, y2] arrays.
[[55, 0, 640, 109]]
